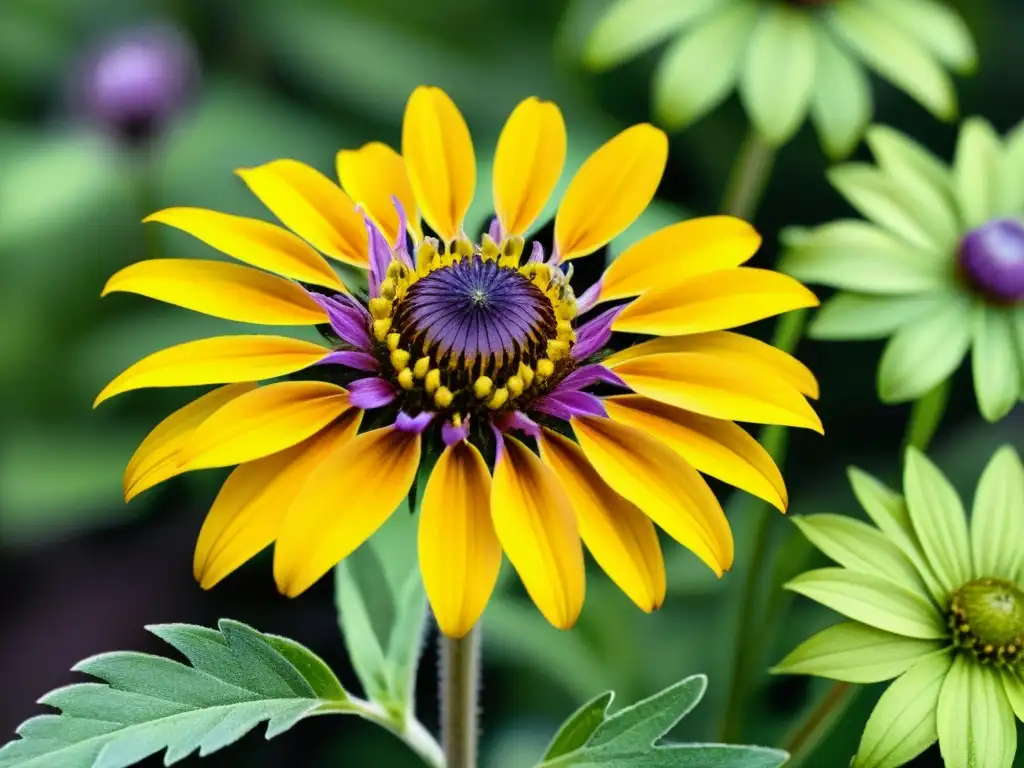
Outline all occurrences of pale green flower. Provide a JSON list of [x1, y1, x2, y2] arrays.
[[582, 0, 975, 155], [783, 119, 1024, 422], [776, 446, 1024, 768]]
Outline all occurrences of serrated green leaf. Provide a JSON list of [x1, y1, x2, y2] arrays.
[[972, 306, 1020, 423], [550, 744, 789, 767], [971, 446, 1024, 579], [861, 0, 976, 74], [543, 691, 615, 761], [0, 621, 350, 768], [953, 117, 1004, 229], [807, 293, 942, 341], [584, 0, 717, 70], [936, 656, 1017, 768], [587, 675, 706, 752], [810, 28, 871, 158]]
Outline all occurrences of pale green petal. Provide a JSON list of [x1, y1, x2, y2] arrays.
[[786, 568, 946, 639], [1015, 306, 1024, 402], [1003, 671, 1024, 722], [847, 467, 946, 603], [828, 163, 944, 251], [829, 2, 957, 121], [1001, 121, 1024, 216], [584, 0, 720, 70], [653, 2, 758, 129], [809, 293, 945, 341], [792, 514, 925, 594], [781, 221, 950, 294], [973, 305, 1021, 423], [854, 651, 952, 768], [877, 291, 972, 403], [739, 3, 816, 145], [904, 448, 972, 594], [954, 117, 1003, 229], [971, 445, 1024, 579], [861, 0, 977, 74], [811, 28, 871, 159], [774, 622, 942, 683], [937, 656, 1017, 768]]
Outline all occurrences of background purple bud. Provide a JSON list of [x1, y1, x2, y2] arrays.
[[959, 219, 1024, 303]]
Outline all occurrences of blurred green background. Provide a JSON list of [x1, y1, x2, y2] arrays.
[[1, 0, 1022, 766]]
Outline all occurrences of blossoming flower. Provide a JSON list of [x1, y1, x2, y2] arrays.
[[775, 446, 1024, 768], [582, 0, 975, 155], [783, 119, 1024, 422], [96, 86, 821, 637]]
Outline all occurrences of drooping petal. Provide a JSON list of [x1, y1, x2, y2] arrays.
[[571, 415, 733, 575], [604, 331, 818, 399], [599, 216, 762, 303], [492, 97, 566, 236], [613, 268, 819, 336], [604, 396, 787, 512], [178, 381, 351, 471], [532, 391, 608, 421], [194, 412, 361, 589], [490, 433, 585, 630], [236, 159, 369, 267], [937, 656, 1017, 768], [309, 293, 373, 350], [123, 383, 256, 502], [419, 442, 500, 637], [810, 25, 872, 159], [573, 305, 627, 361], [94, 336, 331, 407], [102, 260, 329, 326], [347, 377, 398, 409], [143, 207, 344, 290], [318, 350, 378, 371], [971, 446, 1024, 579], [554, 364, 626, 394], [554, 124, 668, 261], [336, 141, 422, 244], [402, 86, 476, 242], [274, 427, 421, 596], [608, 352, 823, 433], [538, 429, 665, 612]]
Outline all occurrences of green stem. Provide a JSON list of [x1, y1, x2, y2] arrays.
[[903, 378, 951, 454], [440, 625, 481, 768], [721, 130, 777, 219], [129, 153, 162, 260], [318, 698, 444, 768]]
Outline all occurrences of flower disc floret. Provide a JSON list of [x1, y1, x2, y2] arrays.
[[949, 578, 1024, 667]]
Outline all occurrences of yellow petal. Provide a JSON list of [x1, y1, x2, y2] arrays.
[[102, 259, 329, 326], [610, 352, 824, 433], [236, 160, 369, 266], [599, 216, 761, 302], [143, 207, 344, 291], [274, 427, 421, 597], [94, 335, 329, 407], [336, 141, 423, 244], [490, 434, 585, 630], [492, 97, 567, 236], [124, 383, 257, 502], [554, 123, 668, 261], [614, 267, 819, 336], [604, 396, 788, 512], [179, 381, 351, 471], [605, 331, 819, 399], [194, 412, 362, 589], [402, 86, 476, 242], [419, 441, 501, 638], [571, 415, 733, 575], [538, 428, 665, 612]]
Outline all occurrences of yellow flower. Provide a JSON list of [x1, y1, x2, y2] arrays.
[[97, 86, 821, 637]]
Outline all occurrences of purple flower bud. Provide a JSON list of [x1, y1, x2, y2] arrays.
[[958, 219, 1024, 303], [78, 24, 198, 145]]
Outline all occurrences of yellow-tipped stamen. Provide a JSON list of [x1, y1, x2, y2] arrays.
[[390, 349, 410, 370], [536, 358, 555, 379], [434, 386, 454, 408], [488, 388, 509, 409], [518, 362, 535, 388], [474, 376, 493, 399], [506, 375, 524, 398], [369, 297, 392, 319], [373, 318, 392, 341], [386, 333, 402, 351], [413, 356, 431, 379], [425, 368, 441, 395], [397, 368, 415, 389]]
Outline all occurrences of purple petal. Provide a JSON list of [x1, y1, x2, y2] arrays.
[[528, 241, 545, 264], [491, 425, 506, 465], [572, 304, 625, 360], [442, 417, 471, 446], [532, 391, 607, 421], [391, 195, 415, 269], [318, 350, 379, 372], [309, 292, 372, 351], [395, 410, 435, 434], [488, 216, 503, 244], [348, 377, 397, 409], [555, 364, 626, 394], [365, 215, 392, 297], [493, 410, 541, 438], [575, 279, 603, 316]]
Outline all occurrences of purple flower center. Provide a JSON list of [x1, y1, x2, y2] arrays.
[[958, 219, 1024, 303]]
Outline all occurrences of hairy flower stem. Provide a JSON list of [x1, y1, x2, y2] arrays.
[[440, 625, 481, 768], [721, 130, 777, 220]]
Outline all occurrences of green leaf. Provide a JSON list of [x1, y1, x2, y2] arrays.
[[773, 621, 941, 683], [972, 305, 1021, 423], [543, 691, 615, 761], [810, 27, 871, 159], [861, 0, 977, 75], [972, 446, 1024, 580], [877, 291, 972, 403], [584, 0, 717, 70], [903, 448, 972, 594], [936, 656, 1017, 768], [1002, 671, 1024, 722], [0, 620, 349, 768], [953, 117, 1004, 229], [854, 650, 952, 768], [652, 2, 758, 130], [586, 675, 706, 752], [791, 514, 924, 592], [829, 2, 957, 122], [785, 567, 945, 639], [781, 220, 949, 294], [808, 293, 943, 341], [550, 744, 790, 767], [739, 3, 816, 145]]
